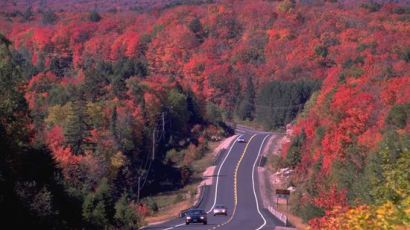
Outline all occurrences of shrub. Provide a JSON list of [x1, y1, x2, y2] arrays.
[[144, 197, 159, 213], [114, 194, 142, 228], [41, 9, 58, 25], [165, 149, 183, 164], [399, 47, 410, 63], [285, 131, 306, 168], [361, 2, 382, 12], [291, 191, 325, 222], [277, 0, 296, 13], [392, 7, 410, 15], [89, 10, 102, 22], [386, 103, 410, 129], [315, 45, 328, 58], [174, 194, 183, 204]]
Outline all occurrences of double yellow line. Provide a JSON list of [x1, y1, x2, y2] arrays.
[[209, 134, 257, 230]]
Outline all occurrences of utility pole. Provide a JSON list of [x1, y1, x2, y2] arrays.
[[152, 128, 156, 160], [137, 176, 141, 204], [162, 112, 165, 134]]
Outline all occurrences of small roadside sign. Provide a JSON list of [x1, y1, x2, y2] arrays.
[[276, 189, 290, 195], [275, 189, 290, 209]]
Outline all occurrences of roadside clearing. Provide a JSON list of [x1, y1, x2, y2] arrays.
[[258, 132, 308, 230]]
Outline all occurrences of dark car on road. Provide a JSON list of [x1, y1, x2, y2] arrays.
[[185, 209, 207, 225]]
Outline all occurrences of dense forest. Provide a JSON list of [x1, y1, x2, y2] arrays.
[[0, 0, 409, 229]]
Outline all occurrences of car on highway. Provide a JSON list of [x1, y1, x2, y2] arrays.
[[213, 205, 227, 216], [185, 209, 207, 225], [237, 135, 246, 143]]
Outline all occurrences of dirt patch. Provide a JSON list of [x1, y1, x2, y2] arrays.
[[201, 166, 215, 186]]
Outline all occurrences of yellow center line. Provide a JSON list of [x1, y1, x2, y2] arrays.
[[208, 134, 257, 230]]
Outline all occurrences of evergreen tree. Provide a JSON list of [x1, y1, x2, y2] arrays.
[[82, 178, 111, 227], [22, 6, 34, 22], [0, 34, 84, 229], [237, 76, 255, 120], [167, 89, 190, 138], [0, 33, 28, 141], [114, 193, 141, 228], [41, 9, 57, 25], [82, 68, 109, 102], [64, 89, 89, 154], [88, 10, 102, 22], [110, 106, 118, 138], [285, 130, 305, 168], [188, 17, 206, 43], [256, 80, 320, 128]]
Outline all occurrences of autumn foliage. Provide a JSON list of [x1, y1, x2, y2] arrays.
[[1, 0, 409, 228]]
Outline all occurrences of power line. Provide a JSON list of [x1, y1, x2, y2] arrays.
[[137, 111, 167, 203], [254, 103, 305, 110]]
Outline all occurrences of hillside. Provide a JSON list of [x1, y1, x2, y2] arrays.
[[0, 0, 409, 229]]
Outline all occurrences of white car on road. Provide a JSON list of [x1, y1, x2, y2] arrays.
[[237, 135, 246, 143], [213, 205, 228, 216]]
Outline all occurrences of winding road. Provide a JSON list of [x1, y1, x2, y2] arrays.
[[142, 128, 286, 230]]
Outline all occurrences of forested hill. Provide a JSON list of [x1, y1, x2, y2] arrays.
[[1, 0, 215, 12], [0, 0, 409, 229]]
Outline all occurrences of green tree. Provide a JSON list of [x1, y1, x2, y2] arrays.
[[256, 80, 320, 129], [114, 193, 142, 228], [385, 103, 409, 129], [116, 113, 136, 153], [82, 178, 111, 227], [237, 77, 255, 120], [361, 2, 382, 12], [22, 6, 34, 22], [41, 9, 58, 25], [372, 131, 409, 204], [0, 33, 28, 141], [285, 130, 306, 168], [64, 101, 87, 154], [89, 10, 102, 22], [167, 89, 190, 137], [277, 0, 296, 13], [188, 17, 206, 43], [0, 34, 84, 229], [144, 196, 159, 213], [206, 102, 223, 124], [315, 45, 328, 58], [82, 69, 109, 102]]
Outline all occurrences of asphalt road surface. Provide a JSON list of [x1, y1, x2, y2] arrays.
[[142, 129, 285, 230]]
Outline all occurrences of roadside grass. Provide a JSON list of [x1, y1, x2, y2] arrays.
[[191, 141, 219, 177], [276, 203, 309, 230], [143, 141, 220, 225]]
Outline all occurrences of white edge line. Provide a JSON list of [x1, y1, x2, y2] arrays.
[[207, 135, 240, 214], [254, 135, 270, 230]]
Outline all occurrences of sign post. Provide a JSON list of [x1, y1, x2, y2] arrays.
[[275, 189, 290, 209]]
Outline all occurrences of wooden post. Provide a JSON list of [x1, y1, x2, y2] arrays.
[[286, 197, 288, 210], [137, 176, 141, 204]]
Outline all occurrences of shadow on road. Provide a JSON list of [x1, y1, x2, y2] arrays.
[[203, 174, 226, 178]]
